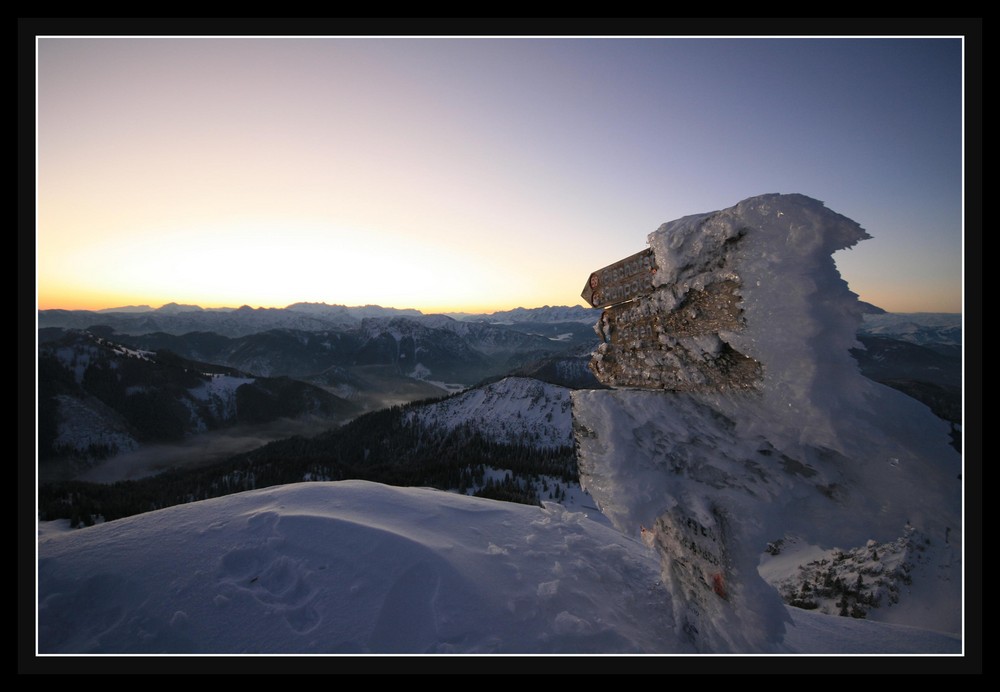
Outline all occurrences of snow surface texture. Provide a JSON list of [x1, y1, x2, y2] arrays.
[[573, 194, 962, 653], [36, 481, 959, 655], [38, 481, 676, 654]]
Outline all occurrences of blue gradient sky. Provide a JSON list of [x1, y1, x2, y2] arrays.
[[36, 36, 964, 313]]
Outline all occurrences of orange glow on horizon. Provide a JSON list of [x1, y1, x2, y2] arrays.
[[35, 289, 593, 316], [35, 284, 961, 316]]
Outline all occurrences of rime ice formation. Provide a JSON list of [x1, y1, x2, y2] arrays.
[[572, 194, 962, 653]]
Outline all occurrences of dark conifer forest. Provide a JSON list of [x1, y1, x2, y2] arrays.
[[38, 400, 579, 526]]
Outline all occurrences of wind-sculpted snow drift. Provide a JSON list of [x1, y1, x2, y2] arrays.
[[572, 193, 962, 653]]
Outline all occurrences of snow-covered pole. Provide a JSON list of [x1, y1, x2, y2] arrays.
[[572, 194, 959, 652]]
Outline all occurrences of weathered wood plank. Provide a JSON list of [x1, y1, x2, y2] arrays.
[[580, 248, 658, 309]]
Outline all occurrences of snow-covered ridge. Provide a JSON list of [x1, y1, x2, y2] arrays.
[[406, 377, 573, 449], [187, 374, 256, 422], [456, 305, 603, 325], [859, 312, 962, 348], [51, 394, 140, 461]]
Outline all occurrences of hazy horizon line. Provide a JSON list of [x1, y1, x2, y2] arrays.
[[35, 300, 964, 317], [36, 300, 601, 316]]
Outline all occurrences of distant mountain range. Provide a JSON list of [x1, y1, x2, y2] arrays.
[[859, 312, 962, 355], [36, 306, 605, 478], [38, 330, 356, 470], [39, 306, 603, 406], [36, 306, 962, 480], [40, 303, 603, 337], [40, 303, 955, 337]]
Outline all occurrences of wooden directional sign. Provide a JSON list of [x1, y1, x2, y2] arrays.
[[581, 248, 658, 309], [586, 277, 761, 392]]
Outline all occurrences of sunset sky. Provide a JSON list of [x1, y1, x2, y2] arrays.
[[35, 35, 965, 314]]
